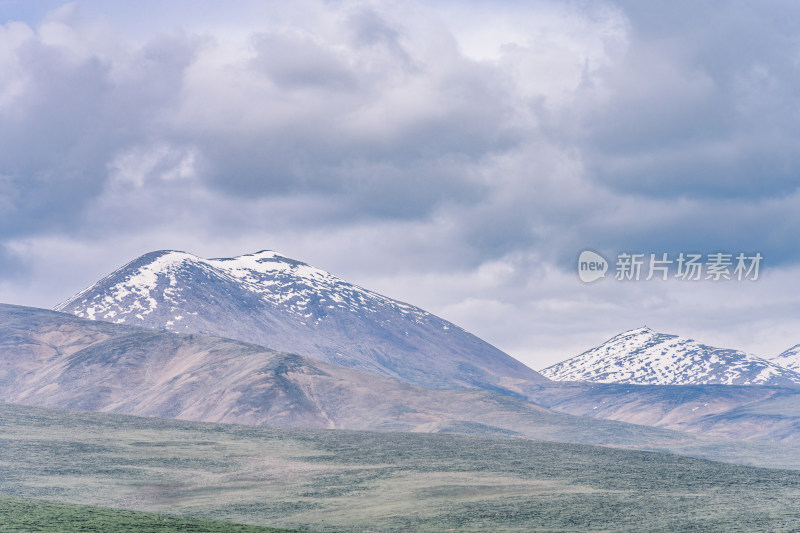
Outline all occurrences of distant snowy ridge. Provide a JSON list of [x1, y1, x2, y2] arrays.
[[772, 344, 800, 372], [540, 327, 800, 386], [56, 250, 546, 391]]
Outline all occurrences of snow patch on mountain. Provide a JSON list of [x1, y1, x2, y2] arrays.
[[55, 249, 546, 390], [540, 327, 800, 386], [772, 345, 800, 372], [57, 250, 430, 327]]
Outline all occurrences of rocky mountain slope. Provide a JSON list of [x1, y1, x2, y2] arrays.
[[7, 303, 800, 443], [1, 303, 692, 446], [772, 345, 800, 372], [523, 380, 800, 442], [540, 327, 800, 386], [54, 250, 545, 391]]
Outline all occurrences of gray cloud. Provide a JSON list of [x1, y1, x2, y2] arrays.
[[0, 11, 201, 240], [567, 0, 800, 200], [1, 1, 800, 367]]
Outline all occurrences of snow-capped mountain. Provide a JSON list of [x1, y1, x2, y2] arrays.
[[55, 250, 546, 390], [540, 327, 800, 386], [772, 345, 800, 372]]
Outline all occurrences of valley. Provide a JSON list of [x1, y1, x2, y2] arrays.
[[2, 402, 800, 532], [3, 249, 800, 531]]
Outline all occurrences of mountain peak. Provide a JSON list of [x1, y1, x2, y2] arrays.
[[772, 344, 800, 372], [778, 344, 800, 357], [144, 249, 199, 261], [209, 250, 331, 281], [541, 328, 800, 386], [609, 326, 656, 340], [214, 249, 288, 263], [55, 250, 547, 390]]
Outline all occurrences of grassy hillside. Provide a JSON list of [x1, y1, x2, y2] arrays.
[[2, 402, 800, 532], [0, 494, 300, 532], [524, 381, 800, 442]]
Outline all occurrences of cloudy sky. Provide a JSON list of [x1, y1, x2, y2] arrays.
[[1, 0, 799, 369]]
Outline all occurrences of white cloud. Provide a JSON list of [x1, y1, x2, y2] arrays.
[[1, 1, 800, 368], [107, 144, 198, 188]]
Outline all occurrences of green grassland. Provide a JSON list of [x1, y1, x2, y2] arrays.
[[2, 402, 800, 532], [0, 494, 301, 532]]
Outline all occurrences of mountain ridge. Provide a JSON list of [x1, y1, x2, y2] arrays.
[[773, 344, 800, 372], [8, 302, 800, 443], [1, 302, 692, 446], [540, 326, 800, 386], [54, 249, 547, 391]]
